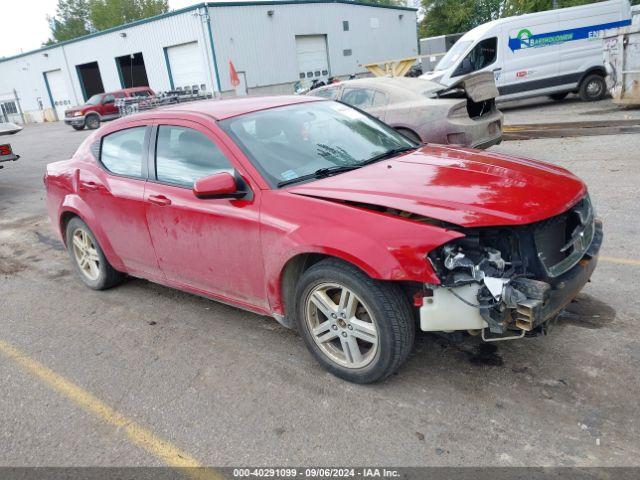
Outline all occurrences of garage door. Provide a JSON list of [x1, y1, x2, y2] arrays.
[[45, 69, 72, 121], [166, 42, 208, 91], [295, 35, 329, 88]]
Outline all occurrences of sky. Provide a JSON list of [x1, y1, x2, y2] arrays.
[[0, 0, 198, 58]]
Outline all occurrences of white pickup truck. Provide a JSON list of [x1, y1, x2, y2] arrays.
[[0, 122, 21, 169]]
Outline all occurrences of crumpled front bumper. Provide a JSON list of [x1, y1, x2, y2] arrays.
[[420, 219, 603, 336]]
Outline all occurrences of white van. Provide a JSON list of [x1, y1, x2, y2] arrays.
[[421, 0, 632, 102]]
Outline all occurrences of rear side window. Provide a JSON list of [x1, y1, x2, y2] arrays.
[[311, 87, 339, 100], [342, 88, 386, 108], [100, 127, 146, 178], [155, 126, 233, 187]]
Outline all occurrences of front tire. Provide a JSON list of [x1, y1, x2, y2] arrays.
[[85, 114, 100, 130], [579, 74, 606, 102], [295, 258, 415, 383], [65, 217, 124, 290]]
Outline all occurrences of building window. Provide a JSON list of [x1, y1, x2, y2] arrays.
[[1, 101, 18, 115], [343, 21, 349, 31], [343, 49, 352, 57]]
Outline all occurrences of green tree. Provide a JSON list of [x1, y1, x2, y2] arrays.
[[46, 0, 169, 44], [47, 0, 91, 43], [89, 0, 169, 31], [419, 0, 502, 37]]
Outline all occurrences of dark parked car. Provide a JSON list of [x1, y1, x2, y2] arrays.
[[64, 87, 154, 130]]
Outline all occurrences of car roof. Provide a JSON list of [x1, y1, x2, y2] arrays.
[[324, 77, 445, 95], [133, 95, 323, 121]]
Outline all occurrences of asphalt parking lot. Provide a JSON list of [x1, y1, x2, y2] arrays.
[[1, 99, 640, 469]]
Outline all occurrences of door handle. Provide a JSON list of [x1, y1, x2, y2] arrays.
[[492, 68, 502, 72], [148, 194, 172, 206], [80, 181, 99, 191]]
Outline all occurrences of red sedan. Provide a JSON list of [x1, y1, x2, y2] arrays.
[[45, 96, 602, 383]]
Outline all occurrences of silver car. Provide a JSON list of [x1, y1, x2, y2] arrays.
[[309, 73, 503, 149]]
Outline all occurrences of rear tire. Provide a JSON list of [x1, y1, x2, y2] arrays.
[[395, 127, 422, 144], [72, 124, 85, 131], [65, 217, 124, 290], [579, 74, 606, 102], [295, 258, 415, 383], [85, 114, 100, 130], [549, 92, 569, 101]]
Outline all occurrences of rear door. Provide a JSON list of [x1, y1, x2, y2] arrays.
[[79, 122, 160, 277], [144, 120, 268, 308]]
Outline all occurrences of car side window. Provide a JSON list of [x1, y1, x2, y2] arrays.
[[312, 87, 339, 100], [464, 37, 497, 73], [372, 91, 387, 107], [341, 88, 378, 108], [100, 127, 146, 178], [102, 94, 116, 104], [155, 125, 233, 188]]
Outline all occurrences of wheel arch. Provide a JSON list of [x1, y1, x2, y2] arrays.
[[58, 198, 126, 272], [578, 66, 606, 86]]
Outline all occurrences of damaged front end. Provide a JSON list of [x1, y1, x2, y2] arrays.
[[422, 195, 603, 341]]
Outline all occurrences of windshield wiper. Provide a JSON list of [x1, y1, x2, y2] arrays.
[[277, 165, 360, 188], [358, 146, 418, 167]]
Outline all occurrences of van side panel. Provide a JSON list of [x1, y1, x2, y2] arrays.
[[498, 13, 561, 97]]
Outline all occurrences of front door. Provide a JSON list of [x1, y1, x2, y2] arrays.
[[144, 121, 267, 309], [100, 93, 121, 120]]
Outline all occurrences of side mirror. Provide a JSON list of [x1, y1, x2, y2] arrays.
[[193, 171, 245, 199], [453, 58, 473, 77]]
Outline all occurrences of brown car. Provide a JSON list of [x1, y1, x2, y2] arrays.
[[309, 73, 503, 149]]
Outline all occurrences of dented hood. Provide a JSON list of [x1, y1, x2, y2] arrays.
[[287, 145, 586, 228], [438, 71, 498, 102]]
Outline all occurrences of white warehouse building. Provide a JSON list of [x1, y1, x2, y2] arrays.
[[0, 0, 418, 124]]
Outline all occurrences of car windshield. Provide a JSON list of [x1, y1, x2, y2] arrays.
[[219, 101, 417, 188], [85, 94, 102, 105], [434, 40, 473, 71]]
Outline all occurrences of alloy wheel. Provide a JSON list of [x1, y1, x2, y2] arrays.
[[305, 282, 379, 369], [72, 228, 100, 281]]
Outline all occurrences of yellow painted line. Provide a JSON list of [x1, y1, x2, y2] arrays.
[[600, 256, 640, 267], [0, 338, 223, 480]]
